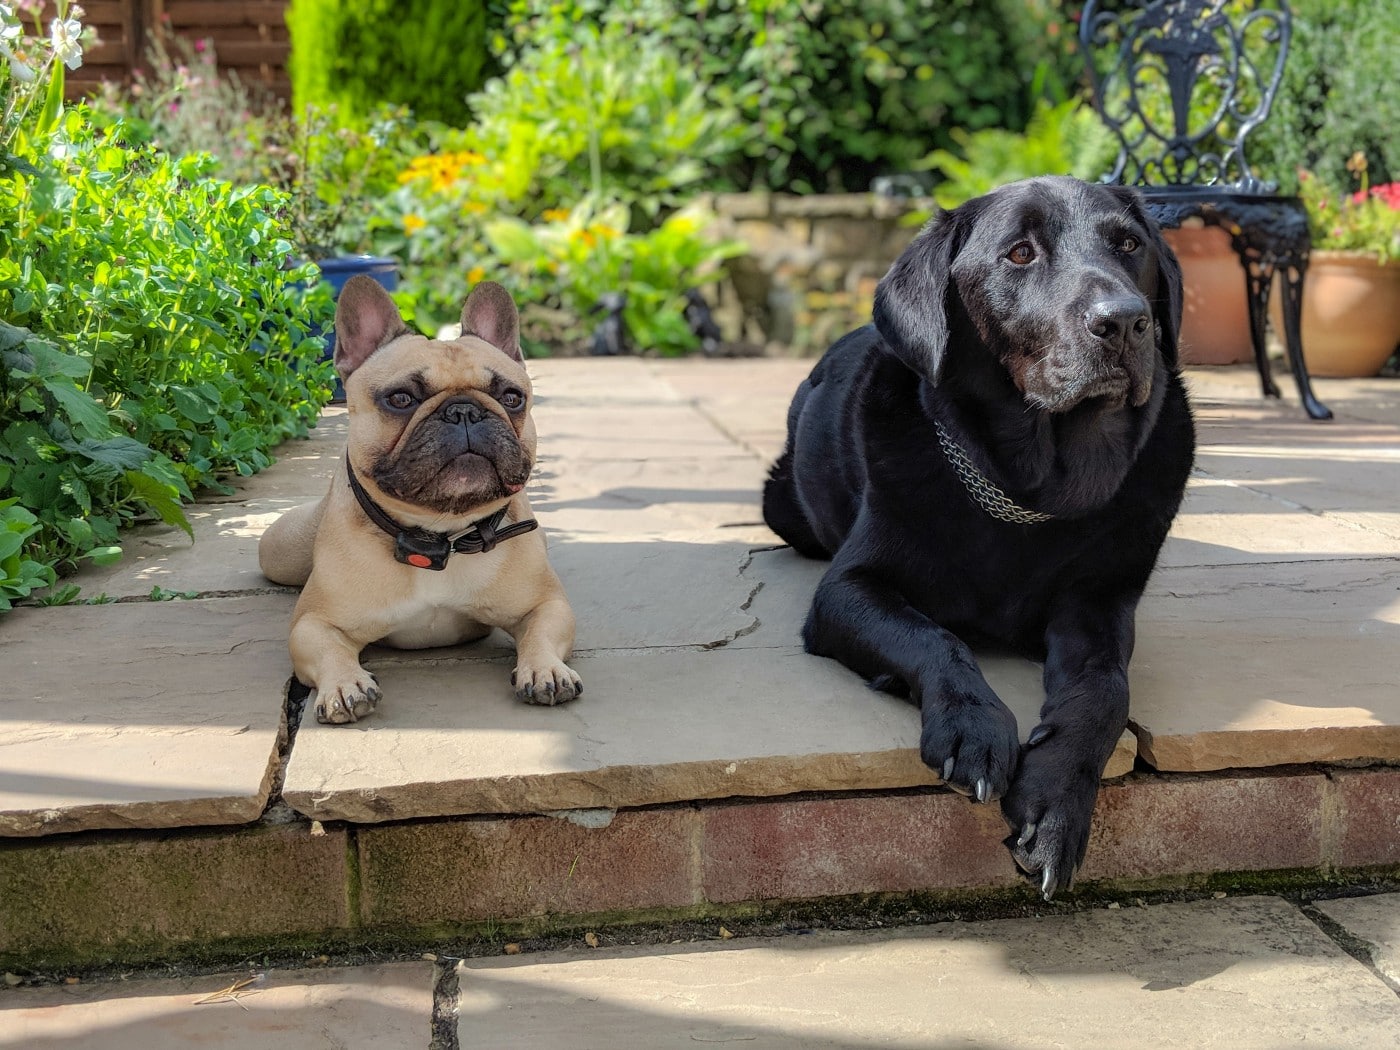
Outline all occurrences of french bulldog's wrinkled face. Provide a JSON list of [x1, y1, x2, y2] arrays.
[[334, 277, 535, 517], [351, 337, 535, 515]]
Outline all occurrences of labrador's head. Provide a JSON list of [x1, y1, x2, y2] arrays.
[[874, 176, 1183, 413]]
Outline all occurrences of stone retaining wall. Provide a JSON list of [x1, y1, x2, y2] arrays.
[[709, 193, 932, 354]]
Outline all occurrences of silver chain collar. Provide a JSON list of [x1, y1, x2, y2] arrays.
[[934, 420, 1055, 525]]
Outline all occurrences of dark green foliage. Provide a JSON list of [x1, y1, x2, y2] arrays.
[[1251, 0, 1400, 192], [287, 0, 498, 125], [1, 113, 333, 606], [495, 0, 1079, 193]]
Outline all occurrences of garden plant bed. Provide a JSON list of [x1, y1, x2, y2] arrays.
[[3, 359, 1400, 973]]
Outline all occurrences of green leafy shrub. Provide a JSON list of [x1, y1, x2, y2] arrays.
[[369, 6, 751, 337], [286, 0, 497, 125], [493, 0, 1078, 193], [448, 7, 746, 216], [918, 99, 1118, 208], [2, 17, 333, 606], [90, 36, 431, 259], [1252, 0, 1400, 193], [484, 200, 745, 355]]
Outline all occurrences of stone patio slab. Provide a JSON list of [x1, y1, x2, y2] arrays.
[[1161, 474, 1400, 568], [1193, 414, 1400, 541], [1131, 559, 1400, 770], [0, 963, 432, 1050], [0, 596, 295, 836], [1314, 893, 1400, 989], [530, 456, 767, 533], [282, 636, 1133, 824], [531, 403, 746, 461], [456, 896, 1400, 1049]]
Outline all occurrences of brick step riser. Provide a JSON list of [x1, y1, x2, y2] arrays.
[[3, 767, 1397, 972]]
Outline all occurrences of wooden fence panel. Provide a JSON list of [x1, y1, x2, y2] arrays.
[[40, 0, 291, 99]]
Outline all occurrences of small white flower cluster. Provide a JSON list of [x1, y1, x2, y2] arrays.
[[1, 0, 86, 84]]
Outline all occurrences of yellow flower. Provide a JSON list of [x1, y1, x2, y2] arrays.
[[541, 208, 571, 223], [462, 201, 488, 215], [590, 224, 621, 240], [403, 214, 427, 235], [467, 265, 486, 285], [577, 229, 598, 248]]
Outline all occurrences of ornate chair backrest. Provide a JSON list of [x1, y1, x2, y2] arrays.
[[1079, 0, 1292, 193]]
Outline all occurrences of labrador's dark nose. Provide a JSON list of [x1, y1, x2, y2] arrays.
[[440, 398, 486, 426], [1085, 298, 1151, 345]]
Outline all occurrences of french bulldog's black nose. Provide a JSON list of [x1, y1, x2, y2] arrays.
[[441, 399, 486, 427], [1085, 298, 1150, 345]]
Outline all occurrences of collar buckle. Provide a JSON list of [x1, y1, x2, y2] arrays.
[[394, 529, 453, 570]]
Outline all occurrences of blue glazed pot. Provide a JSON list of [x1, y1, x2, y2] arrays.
[[316, 255, 400, 402]]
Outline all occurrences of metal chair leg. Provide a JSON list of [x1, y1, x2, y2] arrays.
[[1277, 264, 1333, 421], [1242, 260, 1282, 399]]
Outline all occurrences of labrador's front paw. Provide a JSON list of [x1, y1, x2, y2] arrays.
[[1000, 738, 1102, 899]]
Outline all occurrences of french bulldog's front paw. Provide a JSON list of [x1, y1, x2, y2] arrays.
[[1000, 741, 1101, 900], [511, 660, 582, 706], [314, 671, 382, 724], [919, 690, 1020, 803]]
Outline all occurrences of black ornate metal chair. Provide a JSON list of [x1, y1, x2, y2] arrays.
[[1080, 0, 1332, 420]]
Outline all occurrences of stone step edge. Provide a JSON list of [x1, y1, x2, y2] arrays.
[[2, 765, 1397, 974]]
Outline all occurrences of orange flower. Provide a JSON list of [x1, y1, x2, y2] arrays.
[[467, 265, 486, 285]]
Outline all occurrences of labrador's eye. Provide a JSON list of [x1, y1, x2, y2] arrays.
[[1120, 235, 1141, 253], [1007, 242, 1036, 265], [499, 389, 525, 411], [384, 390, 418, 411]]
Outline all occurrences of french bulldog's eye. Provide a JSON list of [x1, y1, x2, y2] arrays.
[[1007, 242, 1036, 265], [1119, 234, 1141, 253], [384, 390, 418, 412], [499, 389, 526, 411]]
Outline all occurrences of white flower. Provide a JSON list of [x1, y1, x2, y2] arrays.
[[49, 15, 82, 70], [6, 53, 34, 83]]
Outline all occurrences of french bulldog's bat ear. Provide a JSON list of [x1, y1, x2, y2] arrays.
[[872, 200, 978, 383], [333, 275, 410, 379], [460, 281, 522, 362]]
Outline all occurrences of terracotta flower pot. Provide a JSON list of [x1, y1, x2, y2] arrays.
[[1271, 250, 1400, 378], [1163, 224, 1253, 366]]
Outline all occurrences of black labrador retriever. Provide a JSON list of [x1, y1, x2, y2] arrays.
[[763, 176, 1195, 898]]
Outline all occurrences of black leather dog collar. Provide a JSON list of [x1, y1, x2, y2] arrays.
[[344, 456, 538, 570]]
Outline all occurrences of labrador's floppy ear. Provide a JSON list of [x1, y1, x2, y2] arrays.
[[1108, 185, 1184, 369], [334, 275, 411, 379], [460, 281, 522, 362], [872, 202, 977, 383]]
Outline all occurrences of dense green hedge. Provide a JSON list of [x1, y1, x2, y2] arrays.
[[286, 0, 498, 125], [1252, 0, 1400, 192], [390, 0, 1079, 193]]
